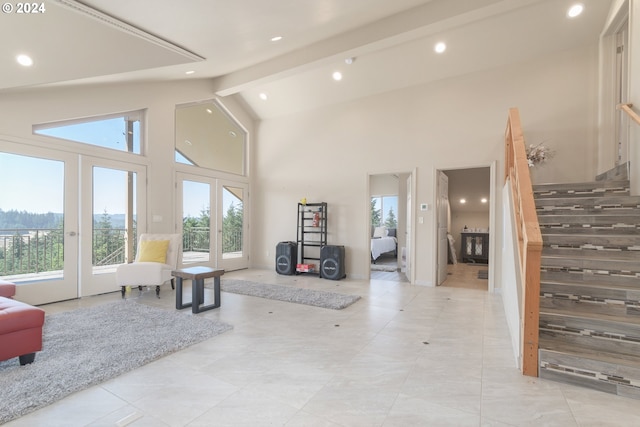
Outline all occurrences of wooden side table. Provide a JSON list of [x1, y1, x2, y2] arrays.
[[172, 266, 224, 314]]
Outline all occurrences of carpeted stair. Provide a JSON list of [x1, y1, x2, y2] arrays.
[[533, 164, 640, 399]]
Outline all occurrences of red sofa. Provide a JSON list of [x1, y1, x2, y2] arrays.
[[0, 281, 45, 365]]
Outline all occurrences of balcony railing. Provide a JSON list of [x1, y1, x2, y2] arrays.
[[1, 226, 243, 277]]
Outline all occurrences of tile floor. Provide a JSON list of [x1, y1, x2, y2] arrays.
[[5, 266, 640, 426]]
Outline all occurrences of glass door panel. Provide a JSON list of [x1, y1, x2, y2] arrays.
[[218, 181, 248, 271], [80, 158, 146, 296], [181, 179, 211, 265], [0, 146, 78, 305]]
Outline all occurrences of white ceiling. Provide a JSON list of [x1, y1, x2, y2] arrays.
[[1, 0, 612, 119]]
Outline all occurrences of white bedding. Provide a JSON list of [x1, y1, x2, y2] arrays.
[[371, 236, 397, 261]]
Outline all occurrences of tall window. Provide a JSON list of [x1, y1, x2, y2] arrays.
[[33, 111, 144, 154], [371, 196, 398, 228], [175, 101, 246, 175]]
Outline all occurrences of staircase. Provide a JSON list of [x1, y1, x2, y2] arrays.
[[533, 164, 640, 399]]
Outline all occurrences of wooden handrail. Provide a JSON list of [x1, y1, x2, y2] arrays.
[[617, 103, 640, 126], [504, 108, 543, 377]]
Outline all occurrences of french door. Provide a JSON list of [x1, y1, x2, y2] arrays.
[[79, 157, 146, 296], [177, 172, 248, 271], [0, 141, 146, 304], [0, 142, 79, 305]]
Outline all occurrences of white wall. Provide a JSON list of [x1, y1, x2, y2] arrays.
[[251, 44, 600, 286], [0, 43, 600, 287], [0, 79, 254, 234]]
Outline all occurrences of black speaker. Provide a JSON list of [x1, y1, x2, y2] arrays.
[[320, 245, 346, 280], [276, 241, 297, 275]]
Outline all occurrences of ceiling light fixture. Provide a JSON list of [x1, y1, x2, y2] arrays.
[[16, 54, 33, 67], [271, 36, 283, 42], [481, 198, 488, 203], [460, 198, 466, 204], [229, 131, 237, 138], [185, 70, 195, 75], [434, 42, 446, 54], [185, 139, 192, 145], [345, 57, 355, 65], [206, 108, 213, 114], [332, 71, 343, 81], [567, 3, 584, 18], [259, 93, 268, 101]]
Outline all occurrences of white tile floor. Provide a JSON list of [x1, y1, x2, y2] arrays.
[[6, 266, 640, 426]]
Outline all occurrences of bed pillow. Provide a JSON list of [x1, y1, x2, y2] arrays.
[[373, 226, 388, 238], [137, 240, 170, 263]]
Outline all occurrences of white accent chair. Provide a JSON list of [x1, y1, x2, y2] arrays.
[[116, 233, 182, 298]]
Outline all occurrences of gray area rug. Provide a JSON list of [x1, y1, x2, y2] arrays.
[[370, 263, 398, 272], [218, 279, 361, 310], [0, 300, 232, 424]]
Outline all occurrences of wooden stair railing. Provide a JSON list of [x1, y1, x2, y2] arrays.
[[617, 103, 640, 126], [504, 107, 543, 377]]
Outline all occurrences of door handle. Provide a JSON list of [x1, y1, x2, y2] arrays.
[[67, 231, 77, 236]]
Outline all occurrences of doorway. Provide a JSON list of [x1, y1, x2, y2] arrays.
[[436, 166, 492, 290], [368, 172, 413, 282]]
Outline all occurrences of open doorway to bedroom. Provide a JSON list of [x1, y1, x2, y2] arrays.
[[369, 173, 409, 282], [437, 166, 491, 290]]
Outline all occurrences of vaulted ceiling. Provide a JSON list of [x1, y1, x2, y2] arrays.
[[1, 0, 612, 119]]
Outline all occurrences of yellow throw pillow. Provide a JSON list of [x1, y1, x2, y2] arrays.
[[137, 240, 170, 264]]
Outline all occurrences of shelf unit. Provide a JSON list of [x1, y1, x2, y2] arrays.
[[296, 202, 327, 274]]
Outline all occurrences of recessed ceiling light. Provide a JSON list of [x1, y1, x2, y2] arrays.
[[229, 131, 237, 138], [460, 198, 466, 204], [185, 139, 192, 145], [345, 57, 355, 65], [185, 70, 195, 75], [332, 71, 343, 81], [481, 198, 488, 203], [271, 36, 283, 42], [259, 93, 268, 101], [205, 108, 213, 114], [434, 42, 446, 54], [16, 54, 33, 67], [567, 3, 584, 18]]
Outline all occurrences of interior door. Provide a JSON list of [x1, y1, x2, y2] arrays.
[[80, 157, 146, 296], [217, 181, 249, 271], [0, 143, 79, 305], [405, 175, 412, 282], [615, 19, 630, 165], [437, 171, 450, 285]]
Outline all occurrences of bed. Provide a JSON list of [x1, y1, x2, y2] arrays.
[[371, 227, 397, 262]]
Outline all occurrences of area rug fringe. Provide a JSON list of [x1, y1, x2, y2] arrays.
[[0, 300, 232, 424], [218, 279, 361, 310]]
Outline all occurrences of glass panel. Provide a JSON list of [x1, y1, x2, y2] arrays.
[[92, 167, 135, 273], [34, 112, 142, 154], [370, 197, 382, 227], [222, 186, 243, 259], [0, 153, 65, 279], [175, 102, 245, 175], [465, 237, 472, 256], [182, 181, 211, 264], [475, 236, 483, 255], [382, 196, 398, 228]]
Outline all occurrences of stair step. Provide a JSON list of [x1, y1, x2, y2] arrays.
[[596, 163, 629, 182], [541, 226, 640, 235], [543, 247, 640, 261], [541, 269, 640, 288], [541, 234, 640, 250], [535, 195, 640, 211], [540, 309, 640, 336], [540, 281, 640, 318], [533, 180, 629, 195], [539, 347, 640, 399], [542, 255, 640, 273], [538, 213, 640, 225]]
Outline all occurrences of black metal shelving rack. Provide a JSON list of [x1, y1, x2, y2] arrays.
[[296, 202, 327, 274]]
